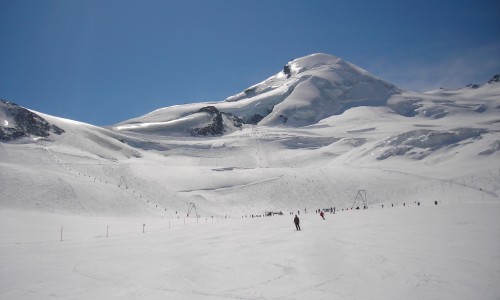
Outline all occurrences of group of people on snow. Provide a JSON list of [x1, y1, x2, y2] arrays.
[[293, 208, 329, 231]]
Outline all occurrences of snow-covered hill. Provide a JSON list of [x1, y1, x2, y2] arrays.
[[1, 52, 500, 299], [1, 53, 499, 216]]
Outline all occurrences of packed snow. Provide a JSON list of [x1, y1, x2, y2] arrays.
[[1, 204, 499, 299], [1, 53, 499, 299]]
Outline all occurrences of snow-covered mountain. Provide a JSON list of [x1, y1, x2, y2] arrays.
[[1, 53, 499, 217], [116, 53, 400, 134], [1, 53, 500, 300]]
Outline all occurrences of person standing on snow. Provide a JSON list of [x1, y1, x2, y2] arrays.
[[294, 215, 301, 231], [320, 211, 325, 220]]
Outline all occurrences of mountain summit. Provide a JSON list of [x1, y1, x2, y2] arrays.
[[117, 53, 400, 135], [225, 53, 400, 126]]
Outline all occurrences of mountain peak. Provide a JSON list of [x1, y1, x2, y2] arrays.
[[118, 53, 402, 133], [288, 53, 341, 70], [226, 52, 379, 103], [223, 53, 399, 126]]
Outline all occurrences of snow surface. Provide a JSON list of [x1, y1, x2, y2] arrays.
[[1, 53, 500, 299], [1, 204, 499, 299]]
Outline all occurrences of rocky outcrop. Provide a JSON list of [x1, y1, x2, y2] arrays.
[[0, 100, 65, 141], [189, 106, 243, 136], [488, 74, 500, 84], [283, 64, 291, 78]]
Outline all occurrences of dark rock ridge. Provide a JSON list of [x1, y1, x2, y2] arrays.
[[283, 64, 291, 78], [488, 74, 500, 84], [0, 100, 65, 141], [189, 106, 243, 136]]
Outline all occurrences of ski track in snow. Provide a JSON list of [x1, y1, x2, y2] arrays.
[[179, 176, 284, 193]]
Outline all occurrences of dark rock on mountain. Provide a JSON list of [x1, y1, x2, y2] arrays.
[[244, 87, 256, 97], [488, 74, 499, 84], [283, 64, 291, 78], [190, 106, 244, 136], [0, 100, 65, 142]]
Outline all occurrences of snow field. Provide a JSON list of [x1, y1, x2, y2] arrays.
[[2, 134, 498, 218], [1, 203, 499, 300]]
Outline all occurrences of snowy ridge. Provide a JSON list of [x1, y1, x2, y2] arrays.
[[116, 53, 400, 134]]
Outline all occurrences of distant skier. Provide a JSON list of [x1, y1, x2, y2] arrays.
[[320, 211, 325, 220], [294, 215, 301, 231]]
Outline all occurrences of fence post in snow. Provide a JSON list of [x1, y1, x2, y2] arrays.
[[60, 226, 63, 242]]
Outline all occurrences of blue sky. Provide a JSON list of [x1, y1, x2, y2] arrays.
[[1, 0, 499, 125]]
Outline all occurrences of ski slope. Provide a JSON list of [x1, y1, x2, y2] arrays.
[[1, 53, 500, 299], [1, 203, 499, 299]]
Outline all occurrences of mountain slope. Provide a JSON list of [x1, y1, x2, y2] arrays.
[[0, 55, 499, 217]]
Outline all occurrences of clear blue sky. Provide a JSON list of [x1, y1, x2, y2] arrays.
[[1, 0, 499, 125]]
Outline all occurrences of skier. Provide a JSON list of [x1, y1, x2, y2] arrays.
[[294, 215, 301, 231], [320, 211, 325, 220]]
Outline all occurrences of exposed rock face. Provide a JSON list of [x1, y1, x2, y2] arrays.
[[466, 83, 480, 89], [488, 74, 499, 84], [0, 100, 65, 141], [283, 64, 291, 78], [189, 106, 243, 136]]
